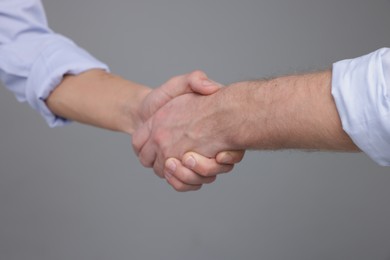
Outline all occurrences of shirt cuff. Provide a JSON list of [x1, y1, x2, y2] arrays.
[[26, 34, 109, 127], [332, 48, 390, 166]]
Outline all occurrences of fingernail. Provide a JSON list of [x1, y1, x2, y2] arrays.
[[184, 156, 196, 169], [165, 159, 177, 174], [164, 171, 172, 180], [220, 153, 233, 164]]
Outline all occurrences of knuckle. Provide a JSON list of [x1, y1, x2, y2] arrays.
[[139, 156, 152, 168], [172, 182, 188, 192], [190, 70, 205, 78], [156, 173, 165, 179], [209, 176, 217, 183], [193, 185, 202, 191], [197, 165, 215, 177], [200, 171, 213, 178], [235, 151, 245, 163], [153, 165, 164, 179], [203, 176, 217, 184], [131, 136, 142, 153], [222, 164, 234, 173]]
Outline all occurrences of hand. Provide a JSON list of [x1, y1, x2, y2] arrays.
[[133, 79, 245, 191], [163, 150, 244, 192], [136, 71, 219, 127]]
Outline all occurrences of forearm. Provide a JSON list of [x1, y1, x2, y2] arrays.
[[46, 69, 151, 134], [224, 70, 359, 151]]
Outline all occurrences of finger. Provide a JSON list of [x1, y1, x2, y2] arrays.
[[164, 170, 202, 192], [158, 73, 197, 99], [165, 158, 216, 185], [159, 70, 219, 100], [188, 70, 222, 95], [182, 152, 234, 177], [216, 150, 246, 164], [132, 120, 152, 156], [137, 138, 157, 168], [153, 154, 166, 178]]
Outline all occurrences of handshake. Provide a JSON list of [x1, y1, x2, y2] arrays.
[[47, 68, 358, 192], [131, 70, 245, 191], [47, 70, 246, 192]]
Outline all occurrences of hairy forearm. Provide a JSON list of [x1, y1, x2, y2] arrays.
[[46, 69, 151, 134], [224, 70, 359, 151]]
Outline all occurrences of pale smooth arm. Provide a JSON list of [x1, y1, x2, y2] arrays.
[[46, 69, 150, 134]]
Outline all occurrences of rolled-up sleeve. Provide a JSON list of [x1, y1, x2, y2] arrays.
[[0, 0, 109, 127], [332, 48, 390, 166]]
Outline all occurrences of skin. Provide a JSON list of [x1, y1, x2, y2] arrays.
[[46, 69, 244, 192], [133, 70, 360, 183]]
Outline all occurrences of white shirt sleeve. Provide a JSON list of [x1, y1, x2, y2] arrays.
[[0, 0, 109, 127], [332, 48, 390, 166]]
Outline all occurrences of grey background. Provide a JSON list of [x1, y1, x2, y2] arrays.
[[1, 0, 389, 259]]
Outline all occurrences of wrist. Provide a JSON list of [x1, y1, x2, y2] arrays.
[[112, 78, 151, 135], [221, 80, 275, 150], [206, 83, 261, 150]]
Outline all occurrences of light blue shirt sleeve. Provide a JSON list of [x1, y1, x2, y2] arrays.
[[0, 0, 109, 127], [332, 48, 390, 166]]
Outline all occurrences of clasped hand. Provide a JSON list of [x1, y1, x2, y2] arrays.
[[133, 71, 244, 192]]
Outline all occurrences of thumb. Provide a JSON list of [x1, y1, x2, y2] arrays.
[[142, 70, 223, 120], [188, 71, 223, 95], [159, 70, 222, 99]]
